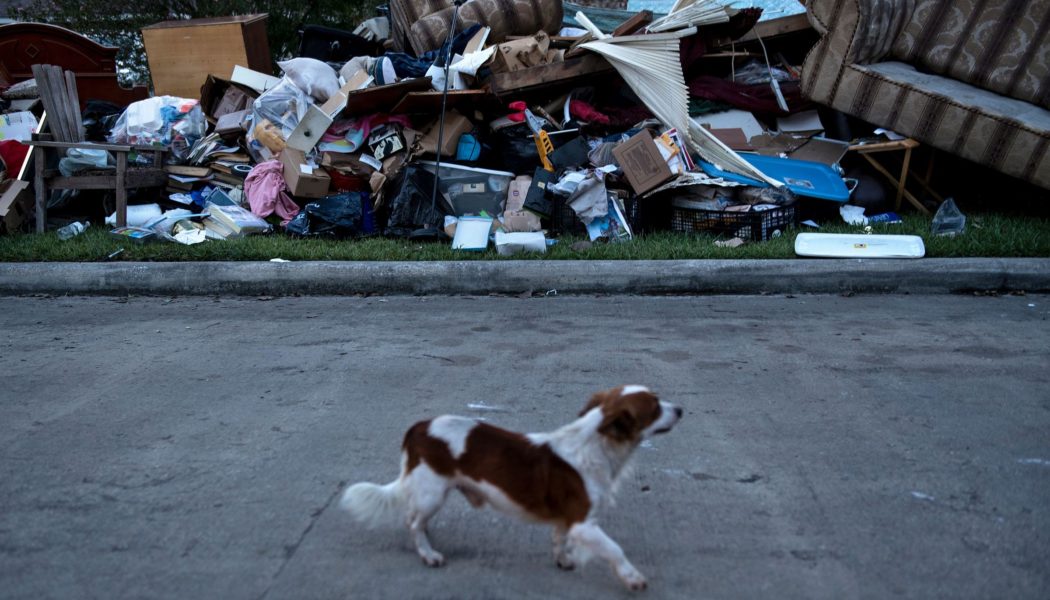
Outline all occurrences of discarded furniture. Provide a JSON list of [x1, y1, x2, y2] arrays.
[[801, 0, 1050, 191], [30, 65, 166, 232], [142, 14, 271, 100], [847, 138, 943, 214], [0, 22, 148, 109], [390, 0, 563, 55]]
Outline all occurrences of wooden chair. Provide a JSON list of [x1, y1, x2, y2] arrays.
[[30, 64, 166, 231]]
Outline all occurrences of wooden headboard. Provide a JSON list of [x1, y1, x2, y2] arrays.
[[0, 22, 149, 109]]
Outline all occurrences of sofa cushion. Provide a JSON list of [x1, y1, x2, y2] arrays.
[[891, 0, 1050, 109], [838, 60, 1050, 189]]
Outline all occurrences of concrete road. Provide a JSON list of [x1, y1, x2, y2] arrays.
[[0, 294, 1048, 600]]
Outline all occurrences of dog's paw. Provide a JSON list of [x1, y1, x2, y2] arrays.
[[420, 551, 445, 567], [556, 556, 576, 571], [619, 568, 647, 591]]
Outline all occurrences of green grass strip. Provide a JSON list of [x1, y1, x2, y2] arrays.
[[2, 213, 1048, 261]]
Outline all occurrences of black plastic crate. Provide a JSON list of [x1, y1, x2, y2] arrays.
[[670, 199, 796, 241], [548, 196, 587, 236]]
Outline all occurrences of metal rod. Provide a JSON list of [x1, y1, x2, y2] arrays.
[[430, 0, 465, 219]]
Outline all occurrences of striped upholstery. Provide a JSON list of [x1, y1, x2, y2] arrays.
[[389, 0, 564, 56], [802, 0, 1050, 190]]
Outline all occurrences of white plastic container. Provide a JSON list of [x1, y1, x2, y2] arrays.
[[794, 233, 925, 258]]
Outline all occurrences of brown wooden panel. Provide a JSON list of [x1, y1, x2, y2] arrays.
[[142, 15, 271, 99]]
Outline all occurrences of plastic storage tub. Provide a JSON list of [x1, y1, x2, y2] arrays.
[[418, 161, 514, 216]]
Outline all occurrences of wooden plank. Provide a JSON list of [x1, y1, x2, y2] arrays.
[[54, 66, 81, 144], [34, 145, 46, 232], [341, 78, 434, 118], [612, 10, 653, 37], [115, 151, 127, 227], [43, 65, 71, 142], [390, 90, 488, 114], [30, 140, 134, 152], [31, 65, 66, 142], [736, 13, 813, 43], [483, 55, 614, 97], [64, 70, 85, 142], [48, 170, 167, 190]]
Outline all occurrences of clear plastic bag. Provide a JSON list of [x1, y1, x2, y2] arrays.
[[249, 77, 311, 145], [107, 96, 206, 163], [931, 197, 966, 236]]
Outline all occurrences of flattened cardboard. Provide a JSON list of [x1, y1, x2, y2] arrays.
[[786, 137, 850, 166], [280, 148, 331, 198], [708, 128, 752, 151], [0, 179, 30, 232], [230, 65, 280, 94], [612, 131, 674, 195]]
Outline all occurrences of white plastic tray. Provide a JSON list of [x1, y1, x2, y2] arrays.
[[794, 233, 925, 258]]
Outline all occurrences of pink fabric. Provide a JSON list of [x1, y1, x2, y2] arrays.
[[321, 113, 412, 143], [244, 160, 300, 225]]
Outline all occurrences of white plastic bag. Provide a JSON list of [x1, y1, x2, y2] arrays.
[[278, 58, 340, 102]]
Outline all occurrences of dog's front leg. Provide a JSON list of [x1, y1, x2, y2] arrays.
[[568, 522, 646, 591], [552, 525, 575, 570]]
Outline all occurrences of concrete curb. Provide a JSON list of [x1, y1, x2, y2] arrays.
[[1, 259, 1049, 296]]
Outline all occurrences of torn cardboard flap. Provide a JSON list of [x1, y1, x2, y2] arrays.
[[492, 32, 552, 74]]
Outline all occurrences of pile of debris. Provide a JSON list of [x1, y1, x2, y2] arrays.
[[1, 1, 881, 254]]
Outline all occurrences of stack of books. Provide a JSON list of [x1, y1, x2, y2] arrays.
[[202, 200, 271, 239]]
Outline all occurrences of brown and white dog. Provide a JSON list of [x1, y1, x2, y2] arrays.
[[340, 385, 682, 591]]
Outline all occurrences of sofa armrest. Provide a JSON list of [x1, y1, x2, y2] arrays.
[[802, 0, 914, 104], [808, 0, 914, 64]]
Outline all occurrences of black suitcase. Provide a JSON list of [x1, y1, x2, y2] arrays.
[[297, 24, 382, 64]]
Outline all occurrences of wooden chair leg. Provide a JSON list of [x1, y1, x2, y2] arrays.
[[115, 151, 128, 228], [896, 147, 912, 211], [34, 146, 46, 233]]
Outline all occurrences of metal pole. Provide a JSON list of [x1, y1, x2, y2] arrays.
[[430, 0, 464, 220]]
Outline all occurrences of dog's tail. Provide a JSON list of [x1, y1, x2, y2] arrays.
[[340, 478, 405, 529]]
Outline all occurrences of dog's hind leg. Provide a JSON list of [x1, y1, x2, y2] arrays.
[[568, 522, 647, 591], [402, 463, 450, 567]]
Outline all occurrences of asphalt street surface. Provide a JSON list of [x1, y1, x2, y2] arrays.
[[1, 293, 1048, 599]]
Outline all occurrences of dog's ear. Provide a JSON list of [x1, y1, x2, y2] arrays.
[[597, 407, 640, 442], [580, 388, 615, 417]]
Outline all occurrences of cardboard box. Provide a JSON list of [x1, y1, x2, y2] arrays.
[[280, 148, 331, 199], [0, 179, 31, 233], [420, 110, 473, 158], [612, 131, 674, 195], [142, 15, 271, 99], [199, 75, 258, 120]]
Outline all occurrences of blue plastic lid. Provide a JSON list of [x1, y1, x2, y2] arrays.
[[699, 154, 850, 202]]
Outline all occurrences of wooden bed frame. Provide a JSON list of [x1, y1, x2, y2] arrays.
[[0, 22, 149, 109]]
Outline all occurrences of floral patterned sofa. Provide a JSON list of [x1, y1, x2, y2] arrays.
[[801, 0, 1050, 190]]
